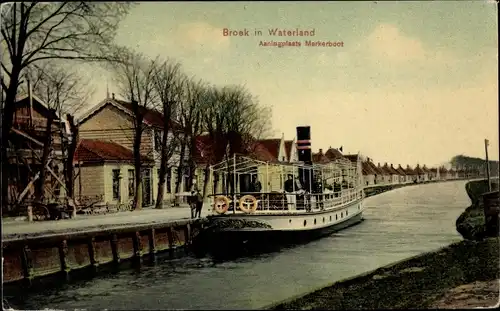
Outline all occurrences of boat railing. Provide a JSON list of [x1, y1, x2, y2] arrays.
[[208, 188, 363, 214]]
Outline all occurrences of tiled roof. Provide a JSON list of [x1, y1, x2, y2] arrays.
[[312, 152, 330, 164], [396, 165, 407, 175], [325, 148, 344, 161], [257, 139, 281, 160], [405, 165, 416, 175], [414, 165, 424, 174], [362, 161, 377, 175], [367, 161, 383, 174], [344, 154, 359, 163], [74, 139, 153, 164], [384, 164, 399, 175], [116, 100, 182, 130]]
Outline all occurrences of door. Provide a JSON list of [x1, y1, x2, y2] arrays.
[[142, 168, 152, 206], [239, 174, 251, 193]]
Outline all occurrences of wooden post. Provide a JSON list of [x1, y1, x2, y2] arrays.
[[184, 224, 191, 254], [132, 231, 142, 265], [148, 228, 157, 263], [87, 237, 99, 272], [78, 161, 83, 201], [166, 227, 175, 258], [110, 234, 120, 266], [58, 240, 70, 281], [485, 139, 492, 192], [21, 245, 34, 287]]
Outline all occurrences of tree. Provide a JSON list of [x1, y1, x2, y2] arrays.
[[152, 59, 184, 209], [111, 48, 158, 210], [1, 1, 134, 207], [177, 78, 206, 198]]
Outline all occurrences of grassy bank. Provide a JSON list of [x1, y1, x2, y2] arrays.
[[269, 238, 499, 310]]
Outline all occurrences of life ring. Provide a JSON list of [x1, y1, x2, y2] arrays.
[[239, 195, 258, 213], [213, 196, 230, 214]]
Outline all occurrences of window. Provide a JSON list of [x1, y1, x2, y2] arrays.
[[154, 130, 162, 152], [282, 156, 285, 161], [166, 167, 172, 193], [112, 169, 121, 200], [128, 169, 135, 197]]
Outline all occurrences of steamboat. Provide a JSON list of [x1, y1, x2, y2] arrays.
[[193, 126, 365, 256]]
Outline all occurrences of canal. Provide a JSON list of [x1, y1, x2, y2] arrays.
[[6, 180, 470, 310]]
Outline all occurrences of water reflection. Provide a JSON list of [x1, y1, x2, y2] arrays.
[[7, 181, 470, 310]]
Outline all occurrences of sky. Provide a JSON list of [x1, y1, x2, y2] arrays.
[[84, 1, 499, 167]]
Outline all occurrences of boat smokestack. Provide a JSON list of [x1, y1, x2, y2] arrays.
[[296, 126, 312, 164]]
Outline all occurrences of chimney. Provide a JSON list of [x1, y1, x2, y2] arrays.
[[112, 93, 115, 99], [390, 163, 394, 168], [319, 148, 323, 154], [296, 126, 312, 164], [378, 163, 381, 167], [384, 162, 388, 166]]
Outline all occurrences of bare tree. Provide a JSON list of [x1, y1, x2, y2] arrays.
[[152, 59, 184, 209], [22, 62, 94, 115], [1, 1, 134, 207], [111, 48, 158, 210]]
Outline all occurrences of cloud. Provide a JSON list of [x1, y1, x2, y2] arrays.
[[172, 22, 230, 52], [366, 23, 426, 63]]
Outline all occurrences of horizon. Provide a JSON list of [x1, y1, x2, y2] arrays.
[[76, 1, 498, 167]]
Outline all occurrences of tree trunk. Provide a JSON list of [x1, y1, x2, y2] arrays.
[[133, 125, 143, 210], [174, 140, 187, 204], [65, 114, 78, 200], [187, 135, 197, 193], [35, 110, 56, 202], [1, 66, 22, 209], [202, 161, 211, 200], [155, 132, 169, 209]]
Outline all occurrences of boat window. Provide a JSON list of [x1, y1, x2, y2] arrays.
[[314, 219, 317, 225], [341, 212, 343, 218], [303, 220, 307, 227], [330, 215, 332, 221], [323, 217, 325, 223], [336, 214, 338, 220], [289, 219, 292, 223], [346, 210, 348, 216]]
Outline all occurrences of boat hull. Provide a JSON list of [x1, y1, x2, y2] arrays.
[[192, 200, 364, 258]]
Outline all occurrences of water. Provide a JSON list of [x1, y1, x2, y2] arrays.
[[7, 181, 470, 310]]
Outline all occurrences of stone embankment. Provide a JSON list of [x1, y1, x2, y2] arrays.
[[269, 179, 500, 310]]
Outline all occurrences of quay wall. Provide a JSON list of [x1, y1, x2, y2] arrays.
[[363, 178, 472, 198], [2, 219, 206, 288]]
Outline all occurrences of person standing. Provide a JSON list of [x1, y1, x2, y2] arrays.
[[251, 175, 262, 193]]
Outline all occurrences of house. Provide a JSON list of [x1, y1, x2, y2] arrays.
[[404, 165, 417, 183], [414, 164, 426, 182], [366, 160, 384, 185], [439, 167, 448, 180], [257, 134, 288, 162], [429, 168, 438, 181], [344, 154, 363, 188], [422, 165, 431, 182], [77, 94, 185, 207], [362, 158, 377, 186], [381, 163, 399, 184], [375, 163, 390, 184], [395, 164, 407, 184], [6, 93, 70, 210], [74, 139, 155, 206]]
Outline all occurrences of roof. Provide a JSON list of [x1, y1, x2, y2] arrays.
[[193, 135, 277, 165], [257, 138, 281, 160], [404, 165, 416, 175], [14, 93, 63, 120], [362, 161, 377, 175], [383, 163, 399, 175], [414, 165, 424, 174], [312, 152, 330, 164], [367, 161, 383, 174], [78, 97, 182, 130], [395, 165, 407, 175], [344, 154, 359, 163], [325, 148, 344, 161], [74, 139, 153, 164]]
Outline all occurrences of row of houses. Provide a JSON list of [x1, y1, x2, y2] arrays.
[[6, 93, 480, 211], [360, 158, 464, 187]]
